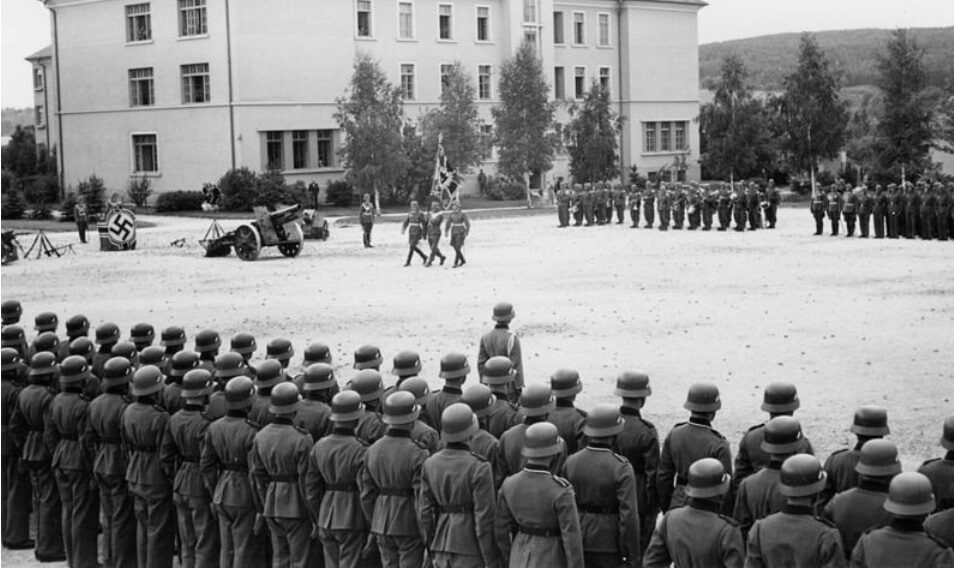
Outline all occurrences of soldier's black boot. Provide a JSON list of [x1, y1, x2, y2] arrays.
[[405, 250, 413, 267]]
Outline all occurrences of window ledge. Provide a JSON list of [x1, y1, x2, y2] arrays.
[[641, 150, 690, 156], [181, 101, 212, 106], [355, 36, 376, 41], [436, 38, 457, 43], [282, 167, 345, 174], [571, 43, 588, 48], [596, 44, 613, 49], [396, 37, 418, 42], [474, 40, 495, 45], [131, 172, 161, 178], [177, 34, 209, 41], [37, 124, 47, 130], [126, 39, 154, 46]]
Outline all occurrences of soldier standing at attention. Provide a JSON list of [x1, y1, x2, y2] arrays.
[[672, 185, 686, 230], [857, 186, 873, 238], [810, 187, 827, 235], [1, 348, 33, 551], [642, 185, 655, 228], [644, 458, 744, 568], [548, 369, 586, 455], [201, 376, 267, 568], [161, 369, 219, 568], [477, 302, 524, 402], [746, 183, 761, 230], [744, 454, 846, 568], [687, 186, 702, 230], [305, 390, 371, 568], [397, 377, 440, 453], [702, 184, 718, 231], [564, 404, 640, 568], [935, 183, 951, 242], [359, 193, 375, 248], [917, 415, 953, 512], [360, 391, 430, 568], [444, 202, 471, 268], [572, 184, 585, 227], [496, 384, 563, 481], [458, 384, 503, 466], [61, 314, 91, 361], [718, 184, 733, 231], [842, 186, 859, 237], [250, 359, 286, 427], [582, 185, 595, 226], [886, 184, 902, 239], [424, 202, 447, 266], [920, 181, 937, 240], [657, 185, 672, 231], [349, 369, 387, 445], [557, 184, 571, 227], [160, 326, 187, 375], [903, 182, 919, 239], [419, 403, 500, 568], [850, 472, 954, 567], [1, 299, 22, 327], [731, 184, 746, 232], [765, 180, 780, 229], [614, 184, 627, 224], [294, 363, 335, 442], [495, 422, 584, 568], [822, 406, 889, 504], [74, 196, 89, 244], [628, 185, 642, 228], [93, 322, 121, 378], [872, 185, 887, 238], [400, 201, 428, 266], [123, 365, 176, 568], [657, 383, 732, 512], [827, 184, 842, 236], [477, 357, 521, 439], [421, 352, 468, 429]]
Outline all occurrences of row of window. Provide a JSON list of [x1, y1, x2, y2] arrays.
[[358, 1, 499, 43], [125, 0, 207, 43], [265, 130, 339, 171], [399, 64, 493, 101], [128, 63, 210, 107], [644, 121, 690, 153], [553, 11, 612, 47], [554, 66, 612, 100]]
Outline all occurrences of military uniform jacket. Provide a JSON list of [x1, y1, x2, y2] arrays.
[[482, 397, 521, 439], [87, 392, 130, 477], [850, 524, 954, 568], [122, 401, 172, 487], [11, 383, 56, 464], [497, 421, 568, 481], [887, 191, 902, 214], [657, 419, 732, 511], [564, 445, 639, 558], [419, 446, 498, 563], [735, 423, 814, 486], [1, 379, 21, 458], [617, 408, 660, 512], [872, 193, 887, 213], [734, 464, 786, 536], [495, 465, 585, 568], [918, 453, 954, 510], [47, 391, 93, 472], [425, 211, 444, 237], [360, 429, 429, 536], [359, 202, 375, 224], [924, 509, 954, 550], [200, 414, 259, 507], [161, 406, 212, 498], [823, 447, 861, 500], [822, 483, 890, 557], [843, 192, 859, 214], [294, 398, 333, 442], [477, 325, 524, 389], [402, 211, 426, 238], [162, 382, 185, 416], [549, 402, 586, 455], [250, 420, 313, 519], [858, 194, 873, 215], [411, 419, 439, 454], [355, 408, 386, 445], [249, 393, 274, 427], [305, 430, 369, 531], [421, 386, 462, 429], [827, 192, 842, 213], [643, 500, 744, 568], [438, 429, 500, 469], [746, 505, 846, 568]]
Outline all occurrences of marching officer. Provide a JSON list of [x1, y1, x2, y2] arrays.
[[359, 193, 376, 248], [425, 201, 448, 266], [360, 391, 430, 568], [401, 200, 428, 266], [549, 369, 586, 454], [306, 390, 372, 568], [850, 472, 954, 567], [295, 363, 335, 442], [458, 384, 503, 467], [495, 421, 584, 567], [657, 383, 733, 512], [822, 439, 900, 558], [497, 383, 564, 481], [349, 369, 387, 444], [478, 357, 522, 439], [11, 351, 65, 562], [744, 454, 846, 568], [822, 405, 890, 503], [564, 404, 640, 567], [443, 202, 471, 268], [826, 185, 842, 236], [421, 351, 468, 429], [642, 186, 656, 228], [857, 186, 873, 238], [130, 322, 156, 351], [1, 348, 33, 551], [886, 184, 902, 239], [87, 357, 136, 568], [161, 369, 218, 568], [644, 458, 744, 568], [250, 358, 286, 427], [200, 376, 267, 568], [166, 350, 200, 416], [477, 301, 524, 402], [250, 381, 316, 568], [419, 403, 500, 568], [917, 415, 953, 512], [123, 365, 176, 568]]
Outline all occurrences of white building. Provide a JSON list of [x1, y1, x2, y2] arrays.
[[35, 0, 704, 196]]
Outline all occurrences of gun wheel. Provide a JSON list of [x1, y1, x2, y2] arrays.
[[233, 224, 261, 261]]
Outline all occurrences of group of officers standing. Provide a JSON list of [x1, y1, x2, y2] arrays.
[[555, 180, 782, 233], [2, 299, 953, 568], [811, 180, 954, 240]]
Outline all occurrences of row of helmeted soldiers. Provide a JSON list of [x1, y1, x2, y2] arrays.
[[2, 300, 952, 568]]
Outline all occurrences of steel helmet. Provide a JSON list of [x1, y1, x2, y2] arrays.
[[224, 376, 255, 409], [461, 384, 495, 417], [438, 352, 469, 380], [28, 351, 58, 378], [884, 472, 936, 517], [761, 382, 800, 413], [779, 454, 827, 497], [131, 365, 164, 397], [492, 302, 515, 323], [382, 391, 420, 425], [266, 337, 294, 361], [34, 311, 58, 332], [614, 371, 651, 398], [481, 356, 514, 385], [32, 331, 59, 354], [685, 458, 730, 498], [855, 439, 902, 477], [139, 346, 165, 367], [129, 323, 155, 347], [521, 422, 563, 458], [268, 382, 301, 415], [181, 369, 214, 399], [441, 403, 478, 443], [169, 351, 200, 378], [194, 329, 221, 354], [254, 359, 286, 388], [161, 326, 187, 347], [584, 403, 624, 438], [214, 352, 248, 379], [391, 350, 422, 377], [519, 384, 555, 417], [101, 357, 133, 388], [398, 376, 429, 404], [95, 322, 121, 345], [65, 314, 91, 338], [302, 342, 332, 364], [851, 406, 889, 437], [550, 369, 582, 398], [302, 363, 336, 392], [230, 332, 257, 357], [330, 390, 364, 422], [353, 344, 383, 370], [348, 369, 385, 402], [683, 383, 721, 413], [760, 416, 804, 455]]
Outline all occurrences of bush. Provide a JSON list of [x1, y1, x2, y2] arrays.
[[306, 181, 321, 209], [60, 191, 79, 222], [484, 176, 526, 201], [1, 189, 25, 220], [127, 176, 153, 207], [77, 174, 107, 219], [156, 190, 206, 213], [22, 174, 59, 219], [326, 179, 355, 207], [218, 167, 259, 211]]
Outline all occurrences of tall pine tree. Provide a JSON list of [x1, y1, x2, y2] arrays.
[[567, 82, 622, 184]]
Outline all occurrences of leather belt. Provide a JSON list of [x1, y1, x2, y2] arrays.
[[438, 503, 473, 514], [326, 483, 358, 492], [130, 443, 157, 452], [99, 436, 121, 445], [222, 463, 248, 472], [578, 503, 619, 514], [517, 524, 560, 538], [179, 456, 199, 463], [267, 474, 298, 483], [378, 488, 413, 497]]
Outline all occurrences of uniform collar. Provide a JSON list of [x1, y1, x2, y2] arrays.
[[445, 442, 469, 451], [332, 428, 355, 436], [890, 517, 925, 533], [524, 464, 550, 473], [556, 399, 575, 408], [781, 503, 814, 516], [688, 417, 712, 427], [858, 478, 891, 493], [272, 417, 294, 426], [386, 428, 412, 438], [587, 443, 613, 451], [442, 386, 462, 395], [494, 323, 510, 330], [620, 407, 641, 417], [687, 498, 722, 513]]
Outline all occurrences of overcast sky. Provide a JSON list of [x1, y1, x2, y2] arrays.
[[2, 0, 952, 109]]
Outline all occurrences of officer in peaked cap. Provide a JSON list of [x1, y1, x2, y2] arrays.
[[657, 383, 732, 512], [733, 416, 805, 540], [1, 300, 22, 326], [495, 421, 583, 567], [92, 322, 121, 378], [194, 330, 221, 373], [166, 350, 199, 416], [746, 454, 845, 567], [917, 415, 954, 513], [497, 383, 563, 482], [419, 403, 500, 567], [305, 390, 371, 568], [250, 381, 315, 567], [398, 377, 440, 453], [361, 390, 431, 568], [644, 458, 744, 568], [295, 363, 335, 442], [823, 438, 901, 557], [128, 323, 155, 351], [163, 369, 217, 568], [250, 358, 286, 427], [34, 311, 59, 334], [548, 369, 587, 455], [613, 370, 660, 554], [353, 344, 383, 371], [200, 375, 268, 567], [477, 302, 524, 403], [822, 405, 890, 504], [229, 332, 257, 364], [457, 384, 503, 468], [479, 356, 521, 439], [349, 369, 386, 444], [60, 314, 91, 360], [564, 404, 640, 567], [421, 352, 468, 429]]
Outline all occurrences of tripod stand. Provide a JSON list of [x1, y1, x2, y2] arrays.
[[23, 230, 74, 259]]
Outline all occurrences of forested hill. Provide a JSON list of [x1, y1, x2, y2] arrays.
[[700, 27, 954, 90]]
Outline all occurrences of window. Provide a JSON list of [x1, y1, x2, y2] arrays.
[[440, 64, 453, 95], [476, 6, 490, 41], [574, 67, 585, 99], [132, 134, 158, 173], [292, 131, 309, 169], [553, 12, 564, 44], [643, 121, 688, 152], [398, 2, 414, 39], [438, 4, 453, 40], [660, 122, 671, 151], [400, 64, 415, 100], [479, 123, 493, 148], [129, 67, 155, 107], [317, 130, 334, 167], [126, 3, 152, 42], [33, 67, 44, 90], [599, 67, 610, 92], [35, 105, 45, 127], [675, 122, 687, 150], [356, 0, 372, 37], [523, 0, 537, 24], [178, 0, 207, 37], [554, 66, 565, 99], [644, 123, 656, 152], [181, 63, 210, 103], [266, 131, 284, 170], [573, 12, 584, 45], [598, 13, 610, 46], [524, 29, 537, 45], [478, 65, 491, 99]]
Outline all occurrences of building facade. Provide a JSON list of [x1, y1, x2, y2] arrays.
[[36, 0, 703, 196]]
